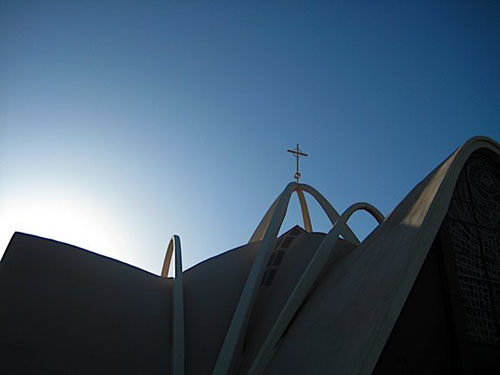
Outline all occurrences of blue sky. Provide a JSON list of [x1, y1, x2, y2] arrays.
[[0, 1, 499, 274]]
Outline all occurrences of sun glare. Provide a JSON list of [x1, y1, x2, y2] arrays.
[[0, 193, 125, 263]]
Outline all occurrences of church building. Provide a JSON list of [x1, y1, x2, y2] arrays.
[[1, 136, 499, 374]]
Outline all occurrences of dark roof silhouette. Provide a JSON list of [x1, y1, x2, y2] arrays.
[[1, 136, 499, 374]]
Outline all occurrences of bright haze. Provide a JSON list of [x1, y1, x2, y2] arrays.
[[1, 1, 499, 274]]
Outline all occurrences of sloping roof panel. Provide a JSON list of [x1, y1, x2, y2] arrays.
[[266, 136, 500, 374]]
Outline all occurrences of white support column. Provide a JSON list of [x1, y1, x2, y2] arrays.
[[248, 195, 280, 244], [296, 188, 312, 232], [225, 182, 378, 375], [299, 183, 361, 245], [213, 182, 297, 375], [249, 203, 384, 374], [161, 235, 185, 375], [249, 183, 360, 245]]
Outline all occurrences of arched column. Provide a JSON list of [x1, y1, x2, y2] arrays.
[[299, 183, 361, 245], [296, 188, 312, 232], [161, 235, 185, 375], [216, 182, 381, 374], [249, 183, 360, 245], [248, 194, 281, 244], [212, 136, 499, 375], [214, 182, 297, 374], [248, 202, 385, 374]]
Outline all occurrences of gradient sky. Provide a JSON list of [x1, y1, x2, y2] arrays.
[[1, 1, 499, 274]]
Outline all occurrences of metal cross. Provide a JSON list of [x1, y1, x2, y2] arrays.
[[287, 144, 308, 183]]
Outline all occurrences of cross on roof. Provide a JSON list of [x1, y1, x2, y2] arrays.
[[287, 144, 308, 183]]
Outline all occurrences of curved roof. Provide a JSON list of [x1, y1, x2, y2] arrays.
[[0, 232, 173, 373], [1, 136, 498, 374], [265, 136, 500, 374]]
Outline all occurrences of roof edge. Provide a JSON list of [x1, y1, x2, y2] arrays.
[[361, 135, 500, 374]]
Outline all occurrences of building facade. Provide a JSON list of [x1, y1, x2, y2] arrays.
[[1, 136, 499, 374]]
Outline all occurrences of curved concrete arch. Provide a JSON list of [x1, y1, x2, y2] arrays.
[[357, 136, 500, 374], [300, 183, 361, 245], [161, 235, 185, 375], [214, 182, 298, 374], [249, 183, 360, 245], [296, 188, 312, 232], [216, 178, 384, 374], [258, 137, 500, 375], [214, 138, 500, 375], [248, 193, 282, 244], [248, 202, 385, 374]]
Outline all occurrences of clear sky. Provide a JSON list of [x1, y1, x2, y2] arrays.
[[1, 1, 499, 274]]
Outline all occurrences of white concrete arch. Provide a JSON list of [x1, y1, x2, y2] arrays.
[[161, 235, 184, 375], [214, 183, 298, 374], [214, 183, 384, 375], [249, 202, 385, 374], [249, 182, 360, 245], [300, 183, 362, 244], [212, 136, 499, 375], [261, 136, 500, 375], [357, 136, 500, 374], [296, 188, 312, 233]]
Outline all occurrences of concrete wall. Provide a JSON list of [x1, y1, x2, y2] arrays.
[[0, 233, 173, 374]]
